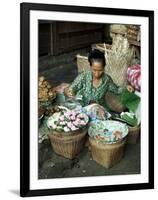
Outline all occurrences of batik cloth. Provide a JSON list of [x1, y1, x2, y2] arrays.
[[69, 70, 124, 109]]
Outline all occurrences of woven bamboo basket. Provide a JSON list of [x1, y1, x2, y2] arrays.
[[91, 43, 112, 52], [127, 125, 140, 144], [49, 128, 87, 159], [89, 137, 126, 168], [126, 25, 140, 42], [105, 44, 133, 86], [110, 24, 127, 35], [76, 54, 90, 73], [105, 92, 125, 113]]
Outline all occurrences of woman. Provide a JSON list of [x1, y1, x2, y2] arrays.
[[64, 49, 133, 119]]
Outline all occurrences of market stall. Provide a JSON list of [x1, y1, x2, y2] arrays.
[[38, 23, 141, 175]]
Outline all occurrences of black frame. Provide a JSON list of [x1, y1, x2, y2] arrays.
[[20, 2, 154, 197]]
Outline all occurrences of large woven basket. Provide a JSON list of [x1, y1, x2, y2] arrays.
[[89, 137, 126, 168], [49, 128, 87, 159], [127, 125, 140, 144], [105, 92, 125, 113]]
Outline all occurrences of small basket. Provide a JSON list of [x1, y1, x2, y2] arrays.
[[127, 125, 140, 144], [89, 137, 126, 168], [49, 129, 87, 159]]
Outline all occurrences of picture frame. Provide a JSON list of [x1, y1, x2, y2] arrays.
[[20, 2, 154, 197]]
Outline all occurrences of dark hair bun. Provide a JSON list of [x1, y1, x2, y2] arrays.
[[88, 49, 106, 67]]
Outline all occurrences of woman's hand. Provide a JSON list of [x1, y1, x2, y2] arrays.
[[127, 85, 134, 93], [64, 86, 75, 98], [54, 83, 70, 93], [87, 103, 106, 120], [98, 106, 106, 119]]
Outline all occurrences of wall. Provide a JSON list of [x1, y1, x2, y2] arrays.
[[39, 21, 105, 56]]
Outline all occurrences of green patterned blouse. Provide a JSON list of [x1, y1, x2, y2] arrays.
[[69, 71, 124, 109]]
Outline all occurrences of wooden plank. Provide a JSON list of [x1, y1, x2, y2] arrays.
[[51, 22, 58, 56], [39, 23, 51, 56], [57, 22, 103, 34], [39, 21, 105, 56], [57, 30, 103, 54], [128, 40, 140, 46]]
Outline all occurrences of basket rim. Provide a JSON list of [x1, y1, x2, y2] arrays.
[[49, 127, 88, 137], [89, 136, 126, 146]]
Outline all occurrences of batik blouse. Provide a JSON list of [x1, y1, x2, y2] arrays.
[[69, 71, 123, 109]]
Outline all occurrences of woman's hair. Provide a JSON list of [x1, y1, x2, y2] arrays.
[[88, 49, 106, 67]]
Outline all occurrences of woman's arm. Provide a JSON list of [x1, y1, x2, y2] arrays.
[[108, 76, 134, 94], [64, 72, 85, 97], [107, 76, 124, 94]]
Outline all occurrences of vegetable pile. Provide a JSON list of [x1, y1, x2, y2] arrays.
[[120, 112, 138, 127], [47, 109, 89, 133], [38, 76, 56, 103]]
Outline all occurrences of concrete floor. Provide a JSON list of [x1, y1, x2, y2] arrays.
[[39, 63, 78, 87], [38, 48, 88, 87], [38, 138, 140, 179]]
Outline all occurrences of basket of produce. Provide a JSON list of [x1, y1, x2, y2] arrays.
[[38, 76, 57, 107], [47, 108, 89, 159], [120, 112, 140, 144], [112, 111, 140, 144], [88, 120, 128, 168]]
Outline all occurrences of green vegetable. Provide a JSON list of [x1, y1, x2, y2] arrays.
[[120, 112, 138, 127], [120, 89, 140, 113]]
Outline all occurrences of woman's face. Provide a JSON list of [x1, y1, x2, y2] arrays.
[[91, 61, 105, 79]]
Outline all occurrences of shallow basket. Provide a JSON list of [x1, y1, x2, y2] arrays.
[[49, 129, 87, 159], [89, 137, 126, 168], [127, 125, 140, 144]]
